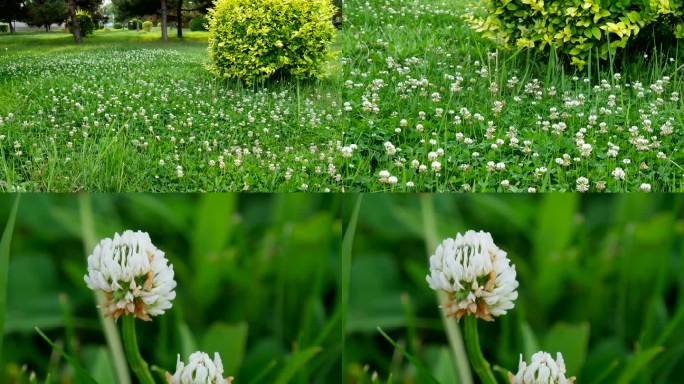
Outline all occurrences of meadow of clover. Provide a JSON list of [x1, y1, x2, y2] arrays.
[[1, 0, 683, 192]]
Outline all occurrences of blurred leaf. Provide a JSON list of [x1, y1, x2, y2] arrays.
[[88, 347, 117, 384], [543, 322, 590, 377], [342, 196, 362, 355], [6, 254, 62, 333], [274, 346, 322, 384], [201, 322, 248, 375], [616, 346, 663, 384], [0, 195, 19, 361], [191, 194, 236, 261], [532, 194, 578, 308], [520, 321, 540, 361], [431, 347, 458, 384], [348, 254, 403, 332], [178, 321, 197, 360]]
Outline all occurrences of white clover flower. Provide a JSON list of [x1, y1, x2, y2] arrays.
[[508, 352, 575, 384], [639, 183, 652, 192], [426, 230, 518, 321], [612, 167, 626, 181], [84, 230, 176, 321], [576, 177, 589, 193], [167, 352, 232, 384]]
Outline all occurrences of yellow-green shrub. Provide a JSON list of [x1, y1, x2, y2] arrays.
[[142, 20, 152, 32], [207, 0, 336, 85], [466, 0, 681, 69]]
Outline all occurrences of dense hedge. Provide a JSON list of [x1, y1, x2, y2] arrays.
[[190, 16, 208, 31], [207, 0, 336, 85], [466, 0, 684, 68], [68, 9, 95, 37]]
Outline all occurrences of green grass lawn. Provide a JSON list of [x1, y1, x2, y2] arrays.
[[0, 29, 343, 192], [1, 0, 684, 192]]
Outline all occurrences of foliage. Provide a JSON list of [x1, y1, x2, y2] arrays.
[[112, 0, 159, 22], [23, 0, 68, 30], [465, 0, 684, 69], [113, 22, 123, 29], [127, 18, 141, 30], [69, 9, 96, 37], [343, 194, 684, 383], [0, 194, 342, 383], [189, 15, 207, 31], [207, 0, 336, 85], [0, 24, 8, 33], [142, 20, 152, 32], [0, 0, 24, 25]]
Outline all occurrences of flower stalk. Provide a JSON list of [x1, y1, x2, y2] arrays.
[[122, 315, 155, 384], [463, 315, 497, 384]]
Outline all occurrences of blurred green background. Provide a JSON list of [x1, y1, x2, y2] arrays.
[[343, 194, 684, 384], [0, 194, 341, 383]]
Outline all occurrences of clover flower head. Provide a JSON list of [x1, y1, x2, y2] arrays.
[[426, 230, 518, 321], [84, 230, 176, 321], [167, 352, 233, 384], [509, 351, 575, 384]]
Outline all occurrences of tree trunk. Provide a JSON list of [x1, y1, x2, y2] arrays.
[[9, 22, 15, 34], [68, 0, 81, 44], [176, 0, 182, 38], [161, 0, 168, 41]]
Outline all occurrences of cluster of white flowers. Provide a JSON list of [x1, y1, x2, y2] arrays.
[[509, 352, 575, 384], [84, 230, 176, 320], [167, 352, 232, 384], [426, 230, 518, 320]]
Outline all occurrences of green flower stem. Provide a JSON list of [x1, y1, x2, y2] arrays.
[[121, 315, 156, 384], [463, 315, 498, 384]]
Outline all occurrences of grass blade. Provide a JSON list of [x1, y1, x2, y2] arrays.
[[341, 195, 362, 378], [35, 327, 98, 384], [420, 194, 473, 384], [79, 194, 131, 384], [377, 327, 440, 384], [0, 195, 19, 363], [274, 346, 322, 384]]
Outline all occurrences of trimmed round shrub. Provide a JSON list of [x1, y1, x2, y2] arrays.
[[142, 20, 152, 32], [207, 0, 336, 85], [0, 24, 8, 33], [68, 9, 95, 37], [190, 16, 208, 31], [128, 19, 142, 30], [466, 0, 683, 69], [113, 22, 123, 29]]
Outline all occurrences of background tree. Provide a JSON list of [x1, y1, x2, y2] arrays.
[[0, 0, 25, 33], [23, 0, 67, 31], [112, 0, 169, 40], [68, 0, 80, 43], [175, 0, 211, 38]]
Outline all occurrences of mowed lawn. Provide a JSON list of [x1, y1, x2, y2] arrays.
[[0, 29, 344, 192]]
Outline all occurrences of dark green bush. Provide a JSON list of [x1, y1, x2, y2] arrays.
[[113, 22, 123, 29], [0, 24, 8, 33], [189, 16, 208, 31], [128, 19, 142, 30], [68, 9, 95, 37]]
